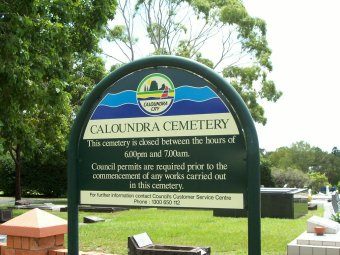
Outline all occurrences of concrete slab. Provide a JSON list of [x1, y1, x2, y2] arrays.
[[307, 216, 340, 234], [297, 231, 340, 246]]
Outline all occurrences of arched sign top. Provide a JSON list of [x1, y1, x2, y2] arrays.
[[68, 55, 261, 255], [73, 56, 258, 143]]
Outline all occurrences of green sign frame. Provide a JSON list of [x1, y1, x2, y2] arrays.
[[68, 56, 260, 254]]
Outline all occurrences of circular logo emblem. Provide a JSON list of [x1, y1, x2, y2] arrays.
[[136, 73, 175, 116]]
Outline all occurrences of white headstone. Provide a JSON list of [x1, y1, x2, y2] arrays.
[[307, 216, 340, 234], [133, 232, 153, 248]]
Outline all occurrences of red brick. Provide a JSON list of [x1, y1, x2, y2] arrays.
[[37, 236, 55, 249], [12, 251, 23, 255], [39, 251, 50, 255], [21, 238, 29, 250], [6, 237, 13, 248], [54, 248, 67, 255], [0, 243, 5, 255], [54, 235, 64, 246], [48, 248, 68, 255], [13, 237, 21, 249], [15, 250, 28, 255], [3, 247, 15, 255], [53, 246, 64, 249], [29, 238, 39, 250], [16, 249, 48, 255], [48, 250, 57, 255]]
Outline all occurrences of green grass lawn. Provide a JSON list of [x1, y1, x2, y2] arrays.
[[11, 208, 322, 255]]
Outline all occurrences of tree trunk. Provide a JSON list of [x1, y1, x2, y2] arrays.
[[15, 159, 22, 201], [10, 145, 22, 201]]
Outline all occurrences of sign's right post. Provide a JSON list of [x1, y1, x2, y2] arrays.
[[207, 59, 260, 254], [247, 124, 260, 255]]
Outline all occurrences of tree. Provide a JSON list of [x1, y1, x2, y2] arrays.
[[0, 0, 116, 201], [260, 157, 274, 187], [309, 172, 329, 193], [104, 0, 282, 124], [332, 146, 340, 156], [267, 141, 340, 185], [271, 167, 309, 188], [267, 141, 320, 172]]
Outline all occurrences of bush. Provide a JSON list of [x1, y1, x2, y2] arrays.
[[331, 212, 340, 224], [260, 158, 274, 187], [0, 155, 15, 196], [309, 172, 329, 194], [0, 153, 67, 197], [272, 168, 309, 188], [22, 155, 67, 197]]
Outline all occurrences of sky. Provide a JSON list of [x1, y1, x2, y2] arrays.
[[102, 0, 340, 153], [243, 0, 340, 152]]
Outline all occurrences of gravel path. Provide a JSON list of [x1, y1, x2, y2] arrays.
[[0, 197, 14, 205], [0, 197, 67, 206]]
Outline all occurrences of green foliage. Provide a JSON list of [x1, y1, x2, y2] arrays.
[[22, 153, 67, 197], [107, 0, 281, 124], [260, 158, 274, 187], [68, 53, 107, 112], [332, 147, 340, 156], [271, 168, 309, 188], [337, 181, 340, 191], [267, 141, 340, 185], [220, 0, 248, 24], [195, 53, 215, 69], [0, 153, 67, 197], [331, 212, 340, 224], [0, 155, 15, 196], [267, 141, 314, 171], [309, 172, 329, 194], [218, 0, 281, 124], [268, 141, 339, 190], [0, 0, 116, 199]]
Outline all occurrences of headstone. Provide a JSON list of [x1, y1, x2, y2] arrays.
[[332, 192, 339, 213], [308, 204, 317, 210], [307, 216, 340, 234], [323, 202, 336, 219], [132, 233, 153, 248], [83, 216, 105, 224], [0, 209, 12, 223], [14, 200, 30, 206], [128, 233, 211, 255]]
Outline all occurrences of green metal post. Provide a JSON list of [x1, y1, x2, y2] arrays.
[[246, 121, 261, 255], [68, 121, 79, 255]]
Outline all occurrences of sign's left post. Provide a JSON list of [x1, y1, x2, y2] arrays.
[[68, 123, 79, 255]]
